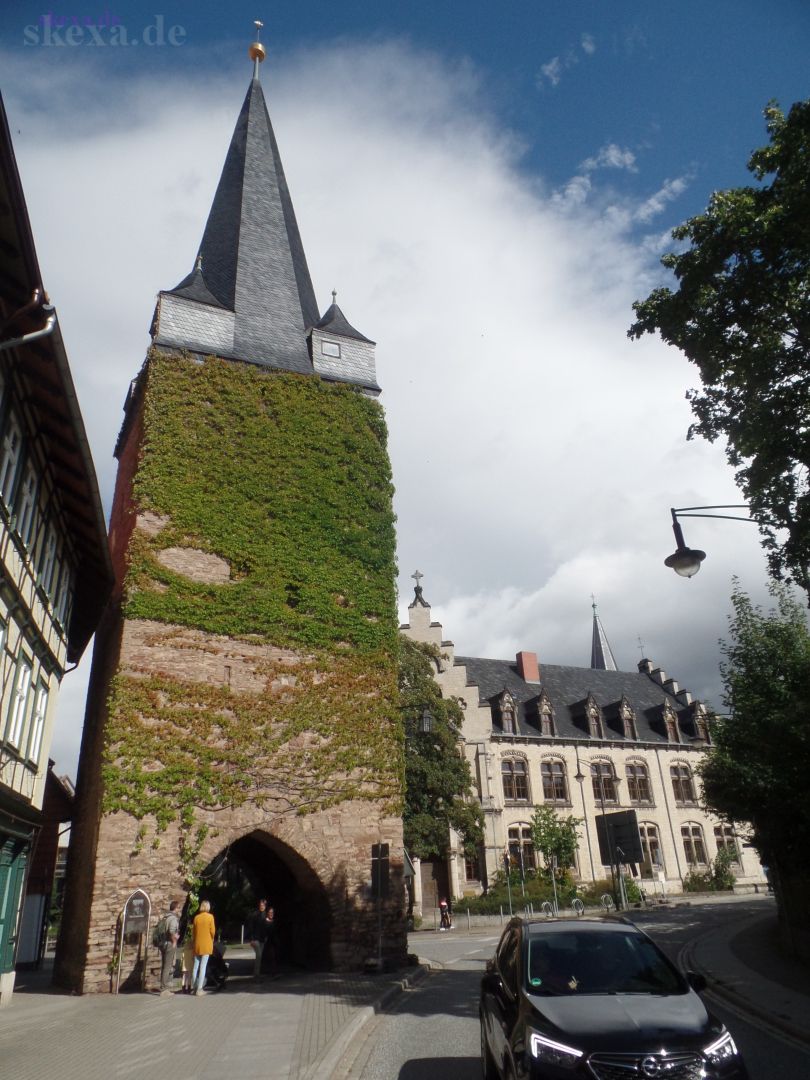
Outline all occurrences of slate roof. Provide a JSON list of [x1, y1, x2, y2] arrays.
[[590, 610, 618, 670], [456, 655, 704, 746], [157, 76, 320, 374], [314, 301, 375, 344]]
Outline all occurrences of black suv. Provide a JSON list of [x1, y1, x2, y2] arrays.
[[480, 916, 749, 1079]]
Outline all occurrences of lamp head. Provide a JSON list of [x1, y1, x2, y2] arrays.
[[665, 546, 706, 578]]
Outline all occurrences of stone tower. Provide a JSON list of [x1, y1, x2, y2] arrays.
[[55, 46, 405, 993]]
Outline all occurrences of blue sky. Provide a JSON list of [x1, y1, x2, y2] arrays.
[[1, 3, 808, 772]]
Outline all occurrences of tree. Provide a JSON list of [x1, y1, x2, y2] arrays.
[[629, 100, 810, 596], [399, 637, 484, 860], [529, 805, 582, 879], [698, 582, 810, 958]]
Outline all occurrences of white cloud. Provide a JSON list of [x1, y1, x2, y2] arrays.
[[581, 33, 597, 56], [1, 41, 771, 776], [581, 143, 638, 173], [635, 175, 692, 222], [538, 56, 563, 87]]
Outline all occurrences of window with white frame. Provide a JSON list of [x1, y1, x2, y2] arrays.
[[6, 653, 33, 750], [54, 560, 74, 628], [0, 411, 23, 507], [14, 460, 38, 550], [38, 525, 58, 596], [682, 823, 708, 867], [26, 682, 49, 765]]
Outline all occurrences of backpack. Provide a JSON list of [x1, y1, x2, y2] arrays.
[[152, 915, 169, 948]]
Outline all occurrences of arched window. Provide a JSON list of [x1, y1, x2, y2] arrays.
[[541, 760, 569, 803], [502, 758, 529, 802], [714, 824, 739, 864], [508, 824, 536, 870], [626, 762, 652, 804], [591, 762, 617, 804], [682, 823, 708, 867], [639, 823, 663, 875], [671, 764, 697, 804]]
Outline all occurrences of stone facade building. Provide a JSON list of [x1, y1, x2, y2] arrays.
[[401, 586, 765, 911], [55, 48, 404, 994], [0, 93, 111, 1005]]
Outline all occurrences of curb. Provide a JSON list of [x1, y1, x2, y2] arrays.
[[299, 965, 429, 1080], [681, 922, 810, 1050]]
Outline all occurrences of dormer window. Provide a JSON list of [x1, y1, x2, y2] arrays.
[[618, 697, 637, 740], [586, 699, 603, 739], [535, 690, 555, 736], [321, 340, 341, 358], [493, 689, 517, 734], [663, 704, 680, 744]]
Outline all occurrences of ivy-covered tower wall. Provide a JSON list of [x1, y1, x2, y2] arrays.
[[55, 350, 405, 993]]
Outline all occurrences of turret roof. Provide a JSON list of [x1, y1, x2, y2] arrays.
[[162, 75, 319, 374]]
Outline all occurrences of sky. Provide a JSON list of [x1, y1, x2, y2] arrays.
[[1, 2, 808, 776]]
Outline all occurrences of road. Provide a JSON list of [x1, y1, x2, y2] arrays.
[[335, 905, 810, 1079]]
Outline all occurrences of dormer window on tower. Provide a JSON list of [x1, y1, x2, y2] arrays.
[[321, 340, 341, 358]]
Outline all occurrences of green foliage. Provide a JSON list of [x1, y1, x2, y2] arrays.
[[698, 581, 810, 870], [400, 637, 484, 860], [454, 869, 574, 914], [127, 351, 398, 649], [629, 101, 810, 592], [683, 852, 735, 894], [102, 352, 402, 860], [529, 805, 583, 877]]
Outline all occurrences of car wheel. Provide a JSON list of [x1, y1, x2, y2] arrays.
[[480, 1017, 498, 1080]]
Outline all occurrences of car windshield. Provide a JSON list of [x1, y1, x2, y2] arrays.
[[526, 930, 686, 996]]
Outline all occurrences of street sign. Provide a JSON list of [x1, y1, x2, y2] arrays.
[[595, 810, 644, 865]]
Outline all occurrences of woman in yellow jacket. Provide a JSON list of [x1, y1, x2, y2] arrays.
[[191, 900, 216, 996]]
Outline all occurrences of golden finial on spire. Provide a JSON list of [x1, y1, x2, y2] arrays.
[[249, 19, 266, 71]]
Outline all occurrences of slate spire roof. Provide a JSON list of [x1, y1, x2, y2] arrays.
[[155, 72, 320, 374], [590, 599, 618, 671]]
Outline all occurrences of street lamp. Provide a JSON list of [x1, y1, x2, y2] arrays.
[[665, 505, 753, 578]]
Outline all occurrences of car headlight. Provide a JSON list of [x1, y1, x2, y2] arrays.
[[529, 1031, 583, 1070], [703, 1029, 739, 1065]]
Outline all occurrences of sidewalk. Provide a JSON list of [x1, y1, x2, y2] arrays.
[[684, 904, 810, 1047], [0, 949, 426, 1080]]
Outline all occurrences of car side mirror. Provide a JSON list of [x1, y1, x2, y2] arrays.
[[686, 970, 707, 993]]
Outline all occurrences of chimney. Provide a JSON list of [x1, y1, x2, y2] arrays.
[[637, 658, 654, 675], [663, 678, 680, 696], [676, 688, 693, 706], [651, 667, 667, 686], [516, 651, 540, 683]]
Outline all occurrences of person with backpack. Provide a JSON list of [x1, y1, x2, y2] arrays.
[[154, 899, 181, 995]]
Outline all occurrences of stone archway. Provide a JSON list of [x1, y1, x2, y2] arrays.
[[199, 830, 332, 970]]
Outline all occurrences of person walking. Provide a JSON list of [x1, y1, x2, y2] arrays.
[[245, 898, 270, 980], [191, 900, 215, 996], [159, 899, 181, 995]]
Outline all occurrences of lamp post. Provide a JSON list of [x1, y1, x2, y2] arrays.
[[664, 505, 753, 578]]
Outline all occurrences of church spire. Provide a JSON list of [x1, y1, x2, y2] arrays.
[[152, 31, 320, 375], [590, 597, 618, 671]]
